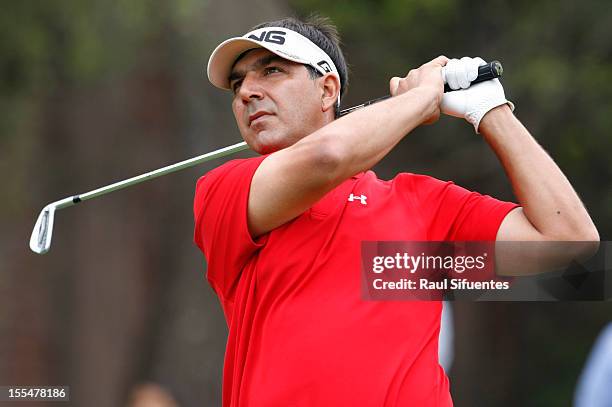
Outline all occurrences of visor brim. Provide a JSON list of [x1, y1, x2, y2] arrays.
[[206, 37, 311, 90]]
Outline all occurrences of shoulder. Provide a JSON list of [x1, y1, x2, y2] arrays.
[[197, 156, 266, 185], [193, 155, 267, 217], [357, 170, 457, 198], [359, 170, 448, 184], [392, 171, 451, 185], [195, 155, 268, 196], [390, 172, 457, 197]]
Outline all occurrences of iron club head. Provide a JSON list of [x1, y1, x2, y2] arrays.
[[30, 204, 56, 254]]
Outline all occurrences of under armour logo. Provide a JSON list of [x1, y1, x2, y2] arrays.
[[348, 193, 367, 205]]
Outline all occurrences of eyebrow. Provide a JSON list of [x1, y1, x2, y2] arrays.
[[228, 54, 290, 84]]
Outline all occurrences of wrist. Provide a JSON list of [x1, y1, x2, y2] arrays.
[[411, 86, 442, 120], [478, 104, 514, 134]]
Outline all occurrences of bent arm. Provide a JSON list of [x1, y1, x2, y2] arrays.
[[248, 86, 440, 237], [479, 105, 599, 274]]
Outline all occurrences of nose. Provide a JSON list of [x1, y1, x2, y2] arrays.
[[237, 72, 264, 103]]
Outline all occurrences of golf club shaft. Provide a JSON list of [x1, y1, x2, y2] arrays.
[[65, 141, 248, 206], [50, 60, 504, 207], [30, 141, 250, 254]]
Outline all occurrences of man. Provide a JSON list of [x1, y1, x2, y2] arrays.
[[575, 322, 612, 407], [194, 16, 598, 406]]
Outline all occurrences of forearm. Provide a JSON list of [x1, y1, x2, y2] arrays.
[[480, 105, 599, 241], [300, 87, 439, 181]]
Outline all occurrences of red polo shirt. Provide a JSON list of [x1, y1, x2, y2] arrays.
[[194, 155, 518, 406]]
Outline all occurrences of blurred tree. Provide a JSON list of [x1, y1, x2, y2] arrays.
[[1, 0, 611, 406], [1, 0, 287, 405]]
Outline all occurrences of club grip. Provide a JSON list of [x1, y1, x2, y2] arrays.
[[443, 60, 503, 92], [337, 60, 504, 117]]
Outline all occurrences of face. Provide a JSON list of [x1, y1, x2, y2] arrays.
[[229, 48, 327, 154]]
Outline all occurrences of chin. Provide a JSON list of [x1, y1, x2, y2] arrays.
[[248, 130, 293, 155]]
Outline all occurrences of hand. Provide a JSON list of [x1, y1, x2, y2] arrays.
[[390, 55, 449, 125], [441, 57, 514, 133]]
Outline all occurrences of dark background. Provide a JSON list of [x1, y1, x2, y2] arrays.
[[1, 0, 610, 405]]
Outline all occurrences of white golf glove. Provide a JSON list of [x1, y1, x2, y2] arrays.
[[441, 57, 514, 133]]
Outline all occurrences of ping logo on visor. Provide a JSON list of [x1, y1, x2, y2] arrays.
[[317, 61, 332, 73], [247, 30, 287, 45], [207, 26, 341, 105]]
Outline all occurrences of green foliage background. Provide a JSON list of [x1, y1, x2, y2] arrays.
[[1, 1, 610, 406]]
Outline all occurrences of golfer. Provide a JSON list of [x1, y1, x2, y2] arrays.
[[194, 16, 598, 406]]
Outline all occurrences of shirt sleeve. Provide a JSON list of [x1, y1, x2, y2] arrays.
[[406, 173, 520, 241], [193, 155, 269, 301]]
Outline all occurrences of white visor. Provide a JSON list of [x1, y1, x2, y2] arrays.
[[207, 27, 341, 103]]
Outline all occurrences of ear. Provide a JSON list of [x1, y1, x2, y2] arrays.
[[320, 73, 341, 113]]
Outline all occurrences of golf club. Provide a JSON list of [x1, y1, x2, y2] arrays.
[[29, 141, 250, 254], [30, 60, 503, 254]]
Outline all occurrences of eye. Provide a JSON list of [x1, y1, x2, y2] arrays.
[[231, 79, 243, 94], [264, 66, 282, 75]]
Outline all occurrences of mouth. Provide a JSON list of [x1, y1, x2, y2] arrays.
[[248, 111, 272, 126]]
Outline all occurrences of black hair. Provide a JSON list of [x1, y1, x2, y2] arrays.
[[252, 15, 349, 118]]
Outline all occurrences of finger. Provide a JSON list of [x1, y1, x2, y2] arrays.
[[458, 57, 472, 89], [474, 56, 486, 66], [446, 59, 460, 90], [431, 55, 449, 67], [390, 77, 401, 95], [440, 91, 464, 118]]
